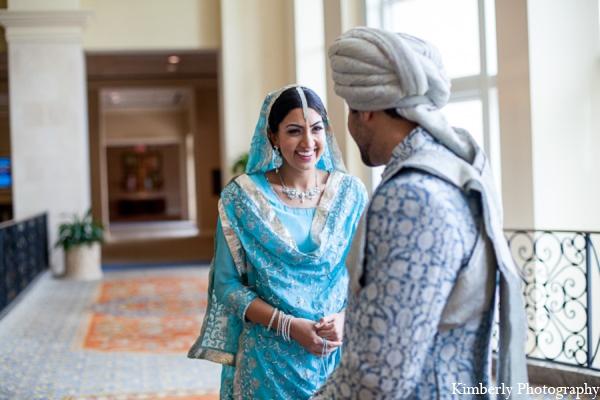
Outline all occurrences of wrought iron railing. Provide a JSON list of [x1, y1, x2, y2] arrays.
[[0, 213, 49, 314], [503, 229, 600, 371], [0, 219, 597, 371]]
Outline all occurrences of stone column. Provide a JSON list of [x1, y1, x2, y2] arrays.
[[0, 8, 93, 275], [323, 0, 371, 190], [495, 0, 535, 230]]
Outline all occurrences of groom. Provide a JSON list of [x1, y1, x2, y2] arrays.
[[314, 26, 529, 399]]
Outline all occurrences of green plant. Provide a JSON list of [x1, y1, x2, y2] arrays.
[[55, 209, 104, 251], [231, 152, 249, 175]]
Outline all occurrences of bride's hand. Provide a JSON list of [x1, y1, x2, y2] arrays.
[[289, 317, 342, 357], [315, 311, 345, 342]]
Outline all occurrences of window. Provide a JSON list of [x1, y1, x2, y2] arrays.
[[366, 0, 501, 193]]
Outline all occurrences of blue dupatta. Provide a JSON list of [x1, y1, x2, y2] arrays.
[[188, 85, 366, 367]]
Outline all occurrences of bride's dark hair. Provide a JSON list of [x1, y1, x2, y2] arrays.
[[268, 87, 327, 134]]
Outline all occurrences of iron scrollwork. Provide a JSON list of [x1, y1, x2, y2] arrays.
[[500, 229, 600, 371]]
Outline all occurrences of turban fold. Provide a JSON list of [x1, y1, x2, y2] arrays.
[[328, 26, 476, 163]]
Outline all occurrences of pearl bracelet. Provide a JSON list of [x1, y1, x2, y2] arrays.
[[267, 308, 278, 331], [269, 308, 294, 341]]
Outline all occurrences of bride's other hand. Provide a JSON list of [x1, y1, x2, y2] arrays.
[[315, 311, 345, 343], [290, 317, 342, 356]]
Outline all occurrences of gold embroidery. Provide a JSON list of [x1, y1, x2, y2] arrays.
[[219, 200, 246, 276], [193, 348, 235, 366], [311, 171, 344, 247], [235, 174, 297, 250]]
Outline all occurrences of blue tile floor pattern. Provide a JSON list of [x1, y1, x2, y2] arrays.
[[0, 267, 221, 400]]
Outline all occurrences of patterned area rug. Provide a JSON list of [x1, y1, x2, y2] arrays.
[[79, 275, 208, 354], [0, 267, 220, 400]]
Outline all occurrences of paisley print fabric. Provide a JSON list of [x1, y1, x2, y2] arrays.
[[314, 128, 493, 399]]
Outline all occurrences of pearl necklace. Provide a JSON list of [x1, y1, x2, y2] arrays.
[[278, 170, 320, 203]]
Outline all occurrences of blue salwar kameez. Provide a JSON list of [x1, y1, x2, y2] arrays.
[[188, 84, 368, 399]]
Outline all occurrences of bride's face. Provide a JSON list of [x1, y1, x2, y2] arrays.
[[270, 107, 326, 174]]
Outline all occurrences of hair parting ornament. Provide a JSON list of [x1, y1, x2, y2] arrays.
[[295, 86, 309, 121], [245, 84, 347, 175]]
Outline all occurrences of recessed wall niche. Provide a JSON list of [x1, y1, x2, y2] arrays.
[[106, 143, 182, 222]]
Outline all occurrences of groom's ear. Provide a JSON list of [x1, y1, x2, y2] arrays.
[[360, 111, 374, 121]]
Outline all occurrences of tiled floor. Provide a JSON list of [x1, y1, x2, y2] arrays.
[[1, 267, 597, 399], [0, 267, 220, 400]]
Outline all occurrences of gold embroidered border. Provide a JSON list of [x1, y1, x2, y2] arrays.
[[234, 174, 297, 250], [192, 348, 235, 366], [218, 200, 246, 276], [311, 171, 344, 246]]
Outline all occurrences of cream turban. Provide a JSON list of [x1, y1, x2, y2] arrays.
[[328, 26, 476, 163]]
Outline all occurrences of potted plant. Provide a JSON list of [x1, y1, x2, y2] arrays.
[[231, 152, 249, 176], [55, 209, 104, 281]]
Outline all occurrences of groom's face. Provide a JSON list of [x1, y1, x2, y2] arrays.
[[347, 108, 377, 167]]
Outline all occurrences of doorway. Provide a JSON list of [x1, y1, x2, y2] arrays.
[[100, 87, 197, 239], [87, 51, 221, 264]]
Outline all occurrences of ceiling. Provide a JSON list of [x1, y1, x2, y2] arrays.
[[100, 87, 190, 110], [88, 50, 217, 111], [86, 50, 218, 80], [0, 50, 218, 111]]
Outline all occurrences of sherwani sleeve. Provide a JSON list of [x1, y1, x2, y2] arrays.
[[213, 218, 258, 321], [314, 173, 475, 399]]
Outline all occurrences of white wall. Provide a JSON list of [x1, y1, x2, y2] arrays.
[[294, 0, 327, 102], [497, 0, 600, 231], [8, 0, 78, 10], [528, 0, 600, 231], [219, 0, 296, 184], [80, 0, 221, 50]]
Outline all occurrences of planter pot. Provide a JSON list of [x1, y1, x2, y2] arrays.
[[64, 242, 103, 281]]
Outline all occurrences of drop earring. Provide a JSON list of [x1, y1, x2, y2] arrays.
[[273, 146, 282, 173]]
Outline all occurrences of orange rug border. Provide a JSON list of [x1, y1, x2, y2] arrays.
[[64, 387, 219, 400], [73, 275, 207, 354]]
